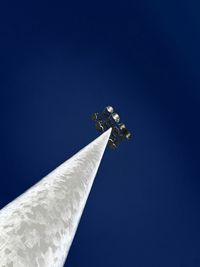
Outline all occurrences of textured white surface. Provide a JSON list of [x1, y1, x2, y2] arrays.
[[0, 129, 111, 267]]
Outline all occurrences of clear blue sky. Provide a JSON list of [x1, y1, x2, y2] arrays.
[[0, 1, 200, 266]]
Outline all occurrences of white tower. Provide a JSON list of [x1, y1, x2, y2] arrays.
[[0, 128, 111, 267]]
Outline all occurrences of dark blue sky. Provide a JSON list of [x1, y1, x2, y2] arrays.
[[0, 1, 200, 266]]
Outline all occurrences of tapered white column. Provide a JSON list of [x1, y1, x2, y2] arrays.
[[0, 128, 111, 267]]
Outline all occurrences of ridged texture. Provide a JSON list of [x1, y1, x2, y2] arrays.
[[0, 128, 111, 267]]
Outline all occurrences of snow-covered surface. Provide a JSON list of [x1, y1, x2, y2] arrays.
[[0, 128, 111, 267]]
